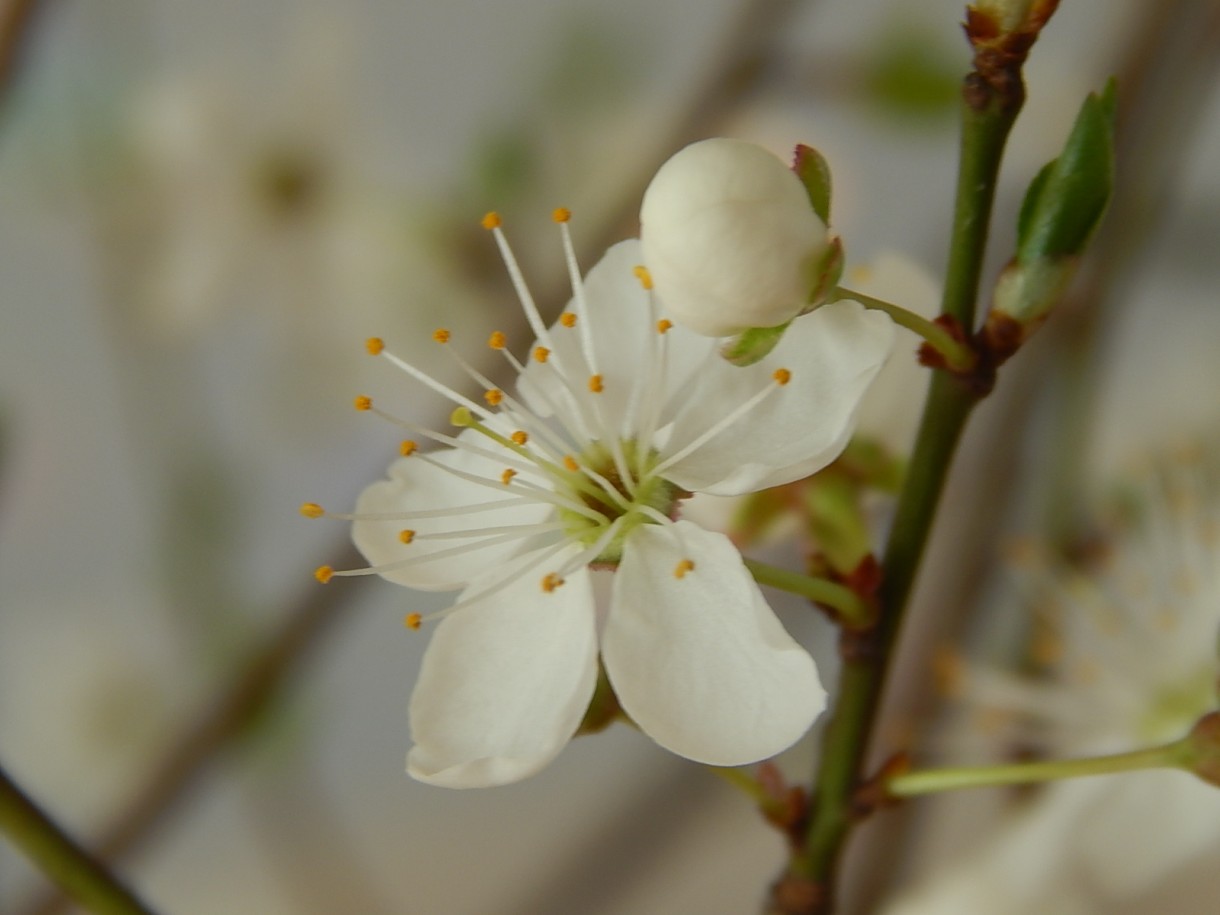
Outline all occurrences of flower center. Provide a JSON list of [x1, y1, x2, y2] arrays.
[[558, 440, 685, 564]]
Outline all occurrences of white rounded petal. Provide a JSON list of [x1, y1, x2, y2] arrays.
[[601, 521, 824, 765], [517, 239, 713, 434], [662, 300, 895, 496], [407, 553, 599, 787], [1075, 772, 1220, 895], [353, 437, 553, 591], [640, 138, 830, 337]]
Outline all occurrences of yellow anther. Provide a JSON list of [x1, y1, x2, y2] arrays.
[[488, 330, 507, 350], [404, 612, 422, 630], [400, 440, 418, 457], [365, 337, 385, 355], [656, 318, 673, 334], [500, 468, 518, 485], [398, 529, 416, 544], [632, 265, 653, 290], [300, 502, 325, 519], [354, 395, 373, 411], [772, 368, 792, 386], [563, 455, 580, 472], [484, 388, 505, 406], [541, 573, 565, 593], [314, 565, 334, 584], [533, 346, 551, 363], [511, 430, 529, 446], [432, 328, 451, 344], [559, 312, 577, 328], [450, 406, 474, 427], [481, 211, 502, 230], [588, 374, 604, 394], [552, 207, 572, 223], [674, 558, 695, 579]]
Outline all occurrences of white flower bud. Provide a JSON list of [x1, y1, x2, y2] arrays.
[[640, 138, 833, 337]]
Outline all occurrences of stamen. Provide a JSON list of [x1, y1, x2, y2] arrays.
[[484, 388, 505, 406], [560, 313, 576, 328], [433, 328, 451, 344], [501, 468, 518, 485], [488, 331, 507, 350], [366, 337, 385, 355], [300, 502, 325, 519], [511, 431, 529, 445], [398, 529, 416, 544], [633, 265, 653, 290], [564, 455, 580, 472], [541, 572, 565, 593], [552, 207, 571, 223], [588, 375, 604, 394], [354, 396, 372, 411], [773, 368, 792, 386], [400, 440, 418, 457], [534, 346, 551, 363], [674, 558, 695, 579], [405, 612, 422, 630], [481, 211, 502, 230], [314, 565, 334, 584], [656, 319, 672, 334]]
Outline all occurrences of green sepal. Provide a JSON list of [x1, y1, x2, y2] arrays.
[[1016, 79, 1116, 262], [720, 321, 791, 366], [793, 144, 833, 224]]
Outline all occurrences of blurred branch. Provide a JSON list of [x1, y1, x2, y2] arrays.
[[0, 0, 46, 119], [1, 762, 157, 915], [21, 544, 369, 915]]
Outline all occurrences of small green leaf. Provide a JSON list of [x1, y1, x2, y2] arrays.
[[793, 144, 833, 224], [720, 322, 790, 366], [1016, 79, 1117, 262]]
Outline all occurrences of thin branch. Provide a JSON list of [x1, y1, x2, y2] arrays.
[[1, 762, 157, 915]]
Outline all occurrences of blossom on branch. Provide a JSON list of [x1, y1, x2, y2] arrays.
[[311, 214, 894, 787]]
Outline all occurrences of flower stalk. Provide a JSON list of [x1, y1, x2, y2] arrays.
[[830, 287, 975, 372], [744, 558, 874, 629], [886, 739, 1197, 799]]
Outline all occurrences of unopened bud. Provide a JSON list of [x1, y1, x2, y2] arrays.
[[640, 138, 836, 338]]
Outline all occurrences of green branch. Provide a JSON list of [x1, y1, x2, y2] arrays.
[[0, 763, 157, 915], [776, 75, 1024, 914]]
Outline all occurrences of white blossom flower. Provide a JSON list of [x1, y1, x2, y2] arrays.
[[909, 446, 1220, 905], [310, 213, 894, 787], [639, 138, 836, 337]]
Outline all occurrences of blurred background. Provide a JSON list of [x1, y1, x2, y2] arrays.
[[1, 0, 1218, 912]]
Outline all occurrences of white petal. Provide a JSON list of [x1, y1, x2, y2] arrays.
[[517, 239, 712, 435], [407, 551, 599, 787], [353, 436, 553, 591], [662, 299, 895, 496], [601, 521, 824, 765], [1074, 771, 1220, 895]]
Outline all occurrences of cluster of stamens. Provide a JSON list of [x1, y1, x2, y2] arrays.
[[303, 209, 795, 630]]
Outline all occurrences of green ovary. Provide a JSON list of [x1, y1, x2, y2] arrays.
[[558, 440, 684, 563]]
